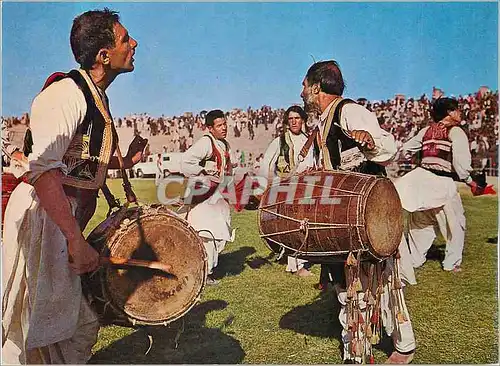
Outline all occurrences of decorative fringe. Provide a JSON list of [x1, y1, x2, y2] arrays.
[[353, 277, 363, 292], [366, 323, 373, 338], [346, 251, 357, 266], [370, 331, 380, 345]]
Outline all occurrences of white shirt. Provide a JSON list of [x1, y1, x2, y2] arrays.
[[27, 78, 87, 184], [181, 135, 230, 177], [258, 131, 314, 179], [318, 100, 397, 165]]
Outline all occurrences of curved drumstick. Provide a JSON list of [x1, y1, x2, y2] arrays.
[[100, 256, 174, 275]]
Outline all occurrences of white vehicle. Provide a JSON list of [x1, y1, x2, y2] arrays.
[[133, 153, 183, 178]]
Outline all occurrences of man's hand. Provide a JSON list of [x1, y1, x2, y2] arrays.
[[126, 135, 148, 165], [67, 235, 100, 275], [350, 130, 375, 150], [11, 150, 26, 162]]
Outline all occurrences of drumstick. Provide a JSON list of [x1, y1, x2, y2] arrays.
[[100, 256, 174, 274]]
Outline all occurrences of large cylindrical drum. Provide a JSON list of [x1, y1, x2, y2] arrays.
[[258, 170, 403, 260], [84, 204, 208, 327]]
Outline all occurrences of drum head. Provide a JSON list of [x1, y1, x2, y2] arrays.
[[364, 179, 403, 258], [101, 206, 207, 325]]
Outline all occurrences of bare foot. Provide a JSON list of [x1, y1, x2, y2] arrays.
[[444, 266, 462, 273], [385, 350, 415, 364], [296, 268, 313, 277]]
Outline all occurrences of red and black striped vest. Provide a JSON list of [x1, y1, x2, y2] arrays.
[[202, 134, 232, 178], [421, 123, 453, 173]]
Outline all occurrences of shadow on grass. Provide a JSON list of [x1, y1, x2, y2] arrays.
[[279, 288, 395, 359], [213, 246, 256, 279], [279, 289, 340, 338], [426, 244, 445, 262], [89, 300, 245, 364], [487, 236, 498, 244], [245, 255, 273, 269]]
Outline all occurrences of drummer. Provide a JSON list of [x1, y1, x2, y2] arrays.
[[2, 9, 145, 364], [300, 60, 416, 363], [180, 109, 235, 286], [258, 105, 315, 277]]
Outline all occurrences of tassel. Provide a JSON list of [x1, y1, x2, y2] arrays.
[[370, 311, 379, 324], [354, 340, 363, 357], [346, 252, 357, 266], [347, 330, 354, 341], [370, 332, 380, 345], [363, 290, 370, 303], [366, 324, 373, 338], [347, 285, 356, 299], [350, 339, 357, 355], [353, 277, 363, 292], [358, 311, 365, 325], [348, 317, 356, 331], [369, 355, 375, 364], [367, 293, 376, 306]]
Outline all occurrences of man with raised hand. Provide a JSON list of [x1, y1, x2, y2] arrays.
[[2, 9, 144, 364]]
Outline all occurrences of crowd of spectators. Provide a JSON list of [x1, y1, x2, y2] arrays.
[[3, 87, 498, 174]]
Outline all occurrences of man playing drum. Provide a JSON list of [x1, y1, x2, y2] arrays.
[[300, 60, 416, 364], [2, 9, 146, 364], [180, 109, 235, 286], [259, 105, 315, 277]]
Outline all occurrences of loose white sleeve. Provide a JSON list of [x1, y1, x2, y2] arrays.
[[180, 136, 212, 177], [341, 104, 397, 163], [27, 78, 87, 184], [401, 127, 428, 156], [258, 137, 280, 179], [449, 127, 473, 180]]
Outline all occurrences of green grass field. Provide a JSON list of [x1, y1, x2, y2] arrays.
[[86, 178, 498, 364]]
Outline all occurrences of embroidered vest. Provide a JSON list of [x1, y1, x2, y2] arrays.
[[275, 131, 306, 178], [421, 123, 459, 179], [41, 69, 115, 190], [201, 134, 232, 178], [314, 98, 386, 176]]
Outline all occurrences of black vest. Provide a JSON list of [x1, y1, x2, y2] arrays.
[[42, 70, 116, 190], [314, 99, 386, 176], [275, 131, 307, 176]]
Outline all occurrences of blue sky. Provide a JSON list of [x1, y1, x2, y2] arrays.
[[2, 2, 498, 118]]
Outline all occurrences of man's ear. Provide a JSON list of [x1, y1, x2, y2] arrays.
[[312, 83, 321, 94], [97, 49, 110, 65]]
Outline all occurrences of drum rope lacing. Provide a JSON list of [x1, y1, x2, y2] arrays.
[[291, 218, 310, 259], [259, 207, 363, 240], [259, 193, 363, 211]]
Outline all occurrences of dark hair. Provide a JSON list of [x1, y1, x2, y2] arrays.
[[205, 109, 225, 127], [70, 8, 120, 69], [432, 97, 459, 122], [283, 105, 308, 130], [305, 60, 345, 96]]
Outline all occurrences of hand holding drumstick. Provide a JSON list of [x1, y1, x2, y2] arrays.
[[349, 130, 376, 150]]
